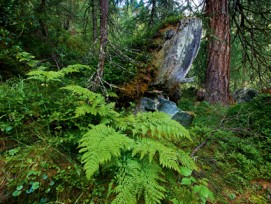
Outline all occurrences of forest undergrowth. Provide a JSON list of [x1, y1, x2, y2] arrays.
[[0, 66, 270, 204], [179, 88, 271, 203]]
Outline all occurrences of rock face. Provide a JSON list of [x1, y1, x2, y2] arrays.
[[152, 18, 202, 98], [140, 97, 194, 127], [137, 18, 201, 126], [233, 88, 259, 103]]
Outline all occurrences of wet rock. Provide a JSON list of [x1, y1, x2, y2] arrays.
[[172, 111, 194, 127], [157, 97, 179, 115], [233, 88, 259, 103], [140, 96, 194, 127], [140, 97, 159, 111]]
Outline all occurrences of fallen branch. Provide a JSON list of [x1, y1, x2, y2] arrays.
[[190, 138, 210, 157]]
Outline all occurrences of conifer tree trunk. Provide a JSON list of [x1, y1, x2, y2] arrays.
[[91, 0, 97, 42], [93, 0, 108, 89], [205, 0, 230, 104], [149, 0, 156, 26], [37, 0, 48, 37]]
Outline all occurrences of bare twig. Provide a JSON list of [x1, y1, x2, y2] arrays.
[[191, 138, 210, 157]]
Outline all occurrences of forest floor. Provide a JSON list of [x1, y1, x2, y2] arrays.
[[178, 88, 271, 203]]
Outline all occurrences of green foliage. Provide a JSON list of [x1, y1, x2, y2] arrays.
[[0, 29, 32, 79], [78, 109, 202, 203], [2, 143, 88, 203], [132, 138, 180, 171], [177, 89, 271, 202], [79, 124, 134, 179], [1, 69, 214, 203], [27, 70, 65, 82], [112, 158, 166, 204], [132, 112, 190, 141], [61, 85, 117, 124], [27, 63, 93, 82], [227, 94, 271, 137]]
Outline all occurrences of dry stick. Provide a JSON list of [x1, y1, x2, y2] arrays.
[[190, 138, 210, 157], [101, 78, 125, 90]]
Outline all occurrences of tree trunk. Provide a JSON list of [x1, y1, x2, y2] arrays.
[[37, 0, 48, 37], [93, 0, 108, 89], [149, 0, 156, 26], [91, 0, 97, 42], [205, 0, 230, 104]]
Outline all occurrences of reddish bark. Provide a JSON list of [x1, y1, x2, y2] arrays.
[[205, 0, 231, 104]]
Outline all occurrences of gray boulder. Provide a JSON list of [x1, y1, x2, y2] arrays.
[[152, 18, 202, 96], [172, 111, 194, 127], [157, 97, 179, 115], [233, 88, 259, 103], [140, 97, 194, 127], [140, 97, 159, 111]]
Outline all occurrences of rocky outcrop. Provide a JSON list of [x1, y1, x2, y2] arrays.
[[140, 97, 194, 127], [152, 18, 202, 100]]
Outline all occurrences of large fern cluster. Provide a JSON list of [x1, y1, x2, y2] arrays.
[[26, 64, 118, 124], [79, 107, 198, 203], [23, 65, 208, 203]]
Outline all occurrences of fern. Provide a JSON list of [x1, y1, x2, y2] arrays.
[[62, 85, 117, 119], [178, 150, 197, 170], [62, 85, 102, 100], [61, 64, 93, 75], [78, 111, 202, 203], [27, 64, 92, 82], [112, 158, 165, 204], [27, 70, 64, 82], [79, 124, 134, 179], [132, 138, 182, 173], [132, 112, 191, 142]]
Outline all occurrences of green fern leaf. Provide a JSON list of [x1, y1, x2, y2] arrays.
[[133, 112, 191, 142], [75, 104, 97, 117], [62, 85, 118, 119], [113, 158, 165, 204], [113, 159, 141, 204], [132, 138, 181, 173], [27, 70, 64, 82], [61, 64, 93, 75], [79, 124, 134, 179], [178, 150, 197, 170], [61, 85, 101, 100]]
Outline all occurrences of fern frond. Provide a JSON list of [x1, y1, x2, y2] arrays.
[[133, 112, 191, 142], [178, 150, 197, 170], [132, 138, 181, 173], [27, 64, 92, 82], [62, 85, 102, 100], [61, 64, 93, 75], [112, 159, 141, 204], [79, 124, 134, 179], [113, 158, 165, 204], [74, 102, 109, 117], [114, 114, 135, 131], [27, 70, 64, 82], [62, 85, 118, 119], [141, 160, 166, 204]]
